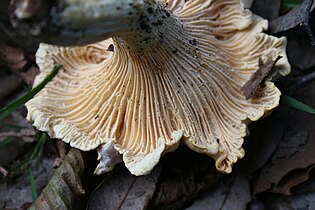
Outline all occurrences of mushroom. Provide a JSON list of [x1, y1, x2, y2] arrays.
[[25, 0, 290, 176]]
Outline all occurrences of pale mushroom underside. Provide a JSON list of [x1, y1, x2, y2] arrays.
[[26, 0, 290, 175]]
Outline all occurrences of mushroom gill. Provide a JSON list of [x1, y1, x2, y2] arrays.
[[26, 0, 290, 176]]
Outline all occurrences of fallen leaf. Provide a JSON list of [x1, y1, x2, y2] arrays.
[[269, 0, 315, 46], [272, 165, 315, 195], [0, 158, 56, 209], [28, 149, 85, 210], [0, 110, 34, 167], [53, 141, 69, 168], [0, 43, 26, 70], [290, 71, 315, 94], [242, 0, 254, 9], [0, 1, 10, 15], [254, 127, 309, 194], [20, 65, 40, 86], [241, 55, 281, 100], [251, 0, 281, 21], [186, 175, 251, 210], [149, 147, 222, 210], [87, 165, 160, 210], [0, 74, 21, 101], [0, 1, 39, 51], [286, 33, 315, 71], [239, 117, 284, 175], [259, 191, 315, 210], [290, 167, 315, 194], [254, 80, 315, 194], [0, 42, 39, 85]]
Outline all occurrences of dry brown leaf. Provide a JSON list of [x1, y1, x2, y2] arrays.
[[0, 43, 25, 67], [186, 175, 251, 210], [20, 65, 40, 86], [0, 43, 28, 84], [0, 158, 56, 209], [239, 117, 284, 175], [254, 80, 315, 195], [258, 190, 315, 209], [0, 42, 39, 85], [269, 0, 315, 45], [272, 165, 315, 195], [242, 0, 254, 8], [286, 34, 315, 71], [251, 0, 281, 21], [149, 148, 221, 210], [0, 74, 20, 101], [53, 141, 69, 168], [241, 55, 281, 100], [28, 149, 85, 210], [87, 165, 160, 210]]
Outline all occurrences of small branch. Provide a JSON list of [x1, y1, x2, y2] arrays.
[[53, 141, 69, 168], [0, 128, 36, 138], [241, 55, 281, 100], [0, 165, 8, 177], [293, 70, 315, 89]]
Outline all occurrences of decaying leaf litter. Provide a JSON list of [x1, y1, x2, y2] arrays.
[[1, 0, 315, 209]]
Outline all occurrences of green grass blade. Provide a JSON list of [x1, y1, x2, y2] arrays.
[[0, 137, 16, 148], [282, 0, 303, 8], [33, 132, 47, 164], [28, 167, 38, 200], [282, 3, 300, 8], [281, 95, 315, 114], [9, 132, 47, 173], [0, 64, 62, 121], [9, 159, 30, 173]]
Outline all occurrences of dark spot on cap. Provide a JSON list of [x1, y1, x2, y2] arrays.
[[107, 44, 114, 52], [189, 38, 198, 46], [147, 7, 153, 14]]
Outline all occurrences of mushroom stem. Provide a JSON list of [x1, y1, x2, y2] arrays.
[[10, 0, 146, 46], [114, 1, 178, 53], [11, 0, 178, 50], [94, 142, 122, 175]]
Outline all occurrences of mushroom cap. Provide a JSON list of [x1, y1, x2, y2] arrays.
[[26, 0, 290, 175]]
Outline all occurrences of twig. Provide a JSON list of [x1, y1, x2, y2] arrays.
[[292, 70, 315, 90], [53, 141, 69, 168], [0, 165, 8, 177], [0, 128, 36, 138], [241, 55, 281, 99]]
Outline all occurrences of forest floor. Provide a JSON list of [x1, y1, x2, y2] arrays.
[[1, 0, 315, 209]]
